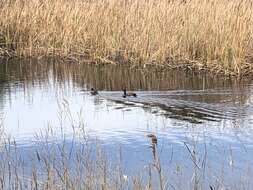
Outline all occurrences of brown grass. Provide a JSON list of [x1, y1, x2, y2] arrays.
[[0, 0, 253, 75]]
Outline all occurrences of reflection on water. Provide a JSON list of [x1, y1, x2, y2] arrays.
[[1, 58, 253, 188]]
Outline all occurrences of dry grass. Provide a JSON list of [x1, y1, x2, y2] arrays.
[[0, 99, 252, 190], [0, 0, 253, 75], [0, 123, 251, 190]]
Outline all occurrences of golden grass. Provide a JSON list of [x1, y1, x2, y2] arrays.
[[0, 0, 253, 75]]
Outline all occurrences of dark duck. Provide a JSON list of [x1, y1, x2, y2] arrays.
[[122, 89, 137, 98], [90, 88, 98, 95]]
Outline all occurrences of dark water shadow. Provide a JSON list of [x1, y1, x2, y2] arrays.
[[0, 58, 252, 125]]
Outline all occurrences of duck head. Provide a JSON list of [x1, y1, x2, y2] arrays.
[[122, 89, 127, 98], [122, 89, 127, 95]]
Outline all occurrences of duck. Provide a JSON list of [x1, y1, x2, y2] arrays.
[[90, 88, 98, 95], [122, 89, 137, 98]]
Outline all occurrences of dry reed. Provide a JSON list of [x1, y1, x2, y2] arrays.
[[0, 0, 253, 75], [0, 99, 252, 190]]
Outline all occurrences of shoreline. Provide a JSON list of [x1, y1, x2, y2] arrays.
[[1, 55, 252, 78]]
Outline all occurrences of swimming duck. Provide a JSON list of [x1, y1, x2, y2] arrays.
[[122, 89, 137, 98], [90, 88, 98, 95]]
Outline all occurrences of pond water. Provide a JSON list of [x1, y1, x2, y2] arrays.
[[1, 59, 253, 189]]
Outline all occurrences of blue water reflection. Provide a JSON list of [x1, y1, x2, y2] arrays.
[[0, 61, 253, 188]]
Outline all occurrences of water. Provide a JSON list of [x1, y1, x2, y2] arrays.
[[1, 59, 253, 188]]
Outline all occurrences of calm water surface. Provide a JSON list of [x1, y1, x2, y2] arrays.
[[1, 59, 253, 188]]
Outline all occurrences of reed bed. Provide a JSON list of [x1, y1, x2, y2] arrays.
[[0, 99, 252, 190], [0, 122, 251, 189], [0, 0, 253, 75]]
